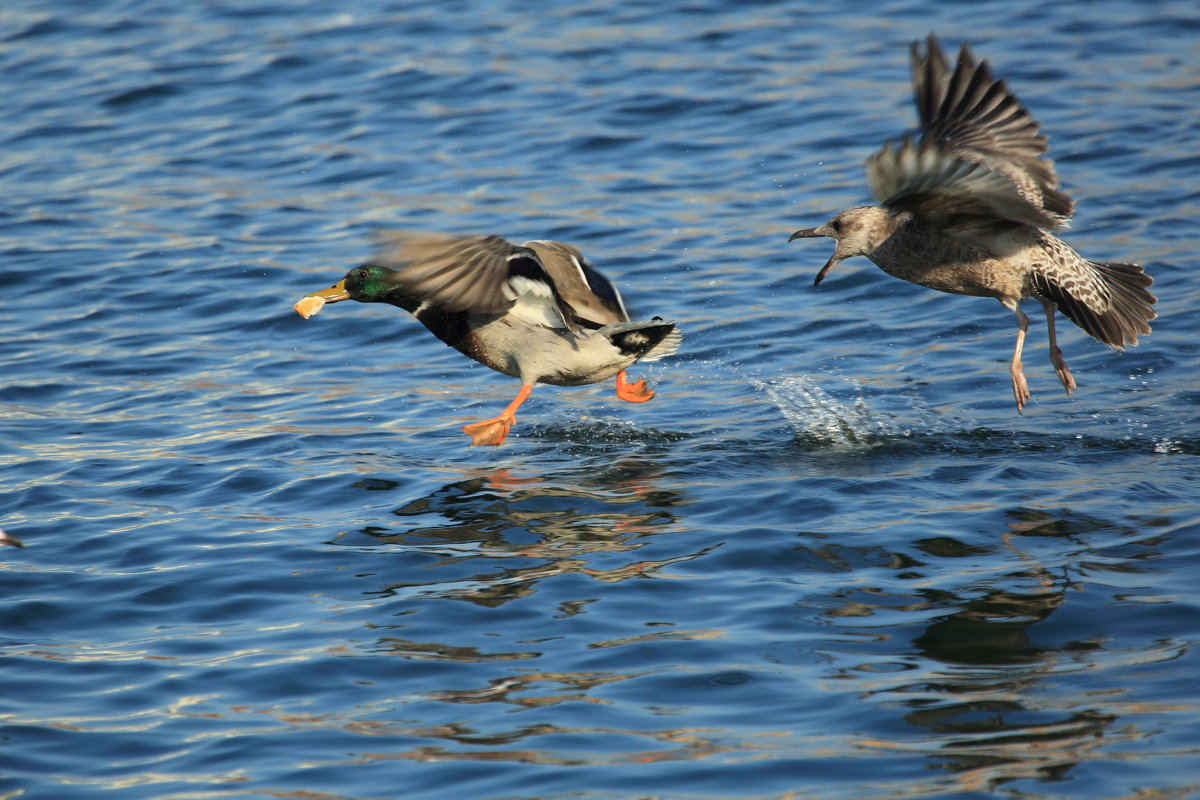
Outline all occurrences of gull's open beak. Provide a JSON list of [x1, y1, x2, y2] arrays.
[[293, 279, 350, 319], [788, 227, 838, 286], [812, 256, 840, 287]]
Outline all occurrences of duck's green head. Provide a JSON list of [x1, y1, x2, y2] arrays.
[[295, 265, 421, 318]]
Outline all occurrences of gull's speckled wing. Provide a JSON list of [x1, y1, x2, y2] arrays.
[[867, 35, 1075, 231]]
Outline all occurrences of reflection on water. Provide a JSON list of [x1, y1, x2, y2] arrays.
[[290, 462, 749, 770], [827, 506, 1196, 798], [350, 460, 705, 608], [388, 462, 680, 546], [271, 475, 1199, 797]]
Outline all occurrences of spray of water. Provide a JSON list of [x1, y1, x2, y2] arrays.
[[754, 372, 978, 446], [756, 375, 899, 445]]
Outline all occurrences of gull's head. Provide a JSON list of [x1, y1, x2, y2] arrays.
[[789, 206, 890, 286]]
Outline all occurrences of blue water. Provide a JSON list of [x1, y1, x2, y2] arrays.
[[2, 1, 1199, 798]]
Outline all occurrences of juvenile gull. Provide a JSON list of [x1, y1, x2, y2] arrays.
[[790, 35, 1156, 411]]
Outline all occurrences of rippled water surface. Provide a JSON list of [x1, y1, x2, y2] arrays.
[[3, 1, 1199, 798]]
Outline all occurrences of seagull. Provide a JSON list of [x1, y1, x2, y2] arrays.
[[790, 35, 1156, 411]]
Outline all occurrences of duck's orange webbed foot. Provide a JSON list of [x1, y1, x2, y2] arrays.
[[615, 369, 654, 403], [461, 416, 514, 446], [460, 383, 533, 446]]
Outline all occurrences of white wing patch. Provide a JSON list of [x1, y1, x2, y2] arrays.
[[504, 274, 567, 328]]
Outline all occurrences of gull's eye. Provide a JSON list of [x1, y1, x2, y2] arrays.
[[830, 219, 842, 234]]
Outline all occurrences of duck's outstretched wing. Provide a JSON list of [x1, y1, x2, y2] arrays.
[[521, 240, 629, 326], [866, 35, 1074, 231], [371, 231, 579, 329]]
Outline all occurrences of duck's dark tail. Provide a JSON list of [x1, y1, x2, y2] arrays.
[[601, 318, 681, 362], [1032, 261, 1156, 349]]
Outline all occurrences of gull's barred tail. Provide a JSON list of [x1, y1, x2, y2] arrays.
[[1033, 261, 1157, 350]]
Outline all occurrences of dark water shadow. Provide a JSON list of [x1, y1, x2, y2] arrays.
[[330, 457, 706, 609], [824, 505, 1195, 796]]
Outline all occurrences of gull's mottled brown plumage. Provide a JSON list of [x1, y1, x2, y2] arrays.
[[790, 35, 1156, 411]]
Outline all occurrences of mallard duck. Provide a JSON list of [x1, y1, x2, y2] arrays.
[[294, 232, 681, 445], [789, 36, 1155, 411]]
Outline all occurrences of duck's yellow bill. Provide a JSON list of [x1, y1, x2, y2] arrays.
[[293, 280, 349, 319]]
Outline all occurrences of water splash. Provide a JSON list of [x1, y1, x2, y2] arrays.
[[756, 375, 901, 445], [755, 374, 979, 446]]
